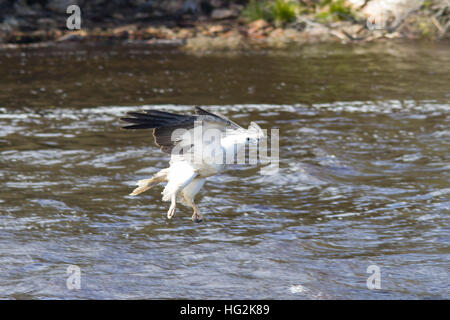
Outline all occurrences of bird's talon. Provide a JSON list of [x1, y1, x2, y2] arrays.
[[192, 214, 203, 223]]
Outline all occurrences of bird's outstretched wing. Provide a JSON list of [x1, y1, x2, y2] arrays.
[[121, 106, 241, 154], [194, 106, 242, 129]]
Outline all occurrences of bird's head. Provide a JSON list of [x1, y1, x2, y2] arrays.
[[246, 121, 264, 144]]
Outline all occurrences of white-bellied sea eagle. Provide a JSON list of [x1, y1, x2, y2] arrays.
[[121, 106, 264, 223]]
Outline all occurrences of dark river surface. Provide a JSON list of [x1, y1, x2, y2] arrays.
[[0, 41, 449, 299]]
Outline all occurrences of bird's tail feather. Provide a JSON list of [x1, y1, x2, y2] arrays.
[[129, 168, 169, 196]]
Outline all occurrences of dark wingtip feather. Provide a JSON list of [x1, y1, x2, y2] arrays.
[[120, 110, 194, 130], [121, 123, 157, 130]]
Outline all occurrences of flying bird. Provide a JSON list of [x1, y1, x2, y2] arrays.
[[121, 106, 264, 222]]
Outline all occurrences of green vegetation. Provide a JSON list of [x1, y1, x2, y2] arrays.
[[316, 0, 357, 22], [241, 0, 301, 26], [418, 18, 437, 38], [271, 0, 301, 26], [242, 0, 358, 25], [241, 0, 274, 22]]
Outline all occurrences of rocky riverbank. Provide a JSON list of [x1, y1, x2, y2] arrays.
[[0, 0, 448, 51]]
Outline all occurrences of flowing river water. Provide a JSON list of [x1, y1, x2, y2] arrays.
[[0, 42, 449, 299]]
